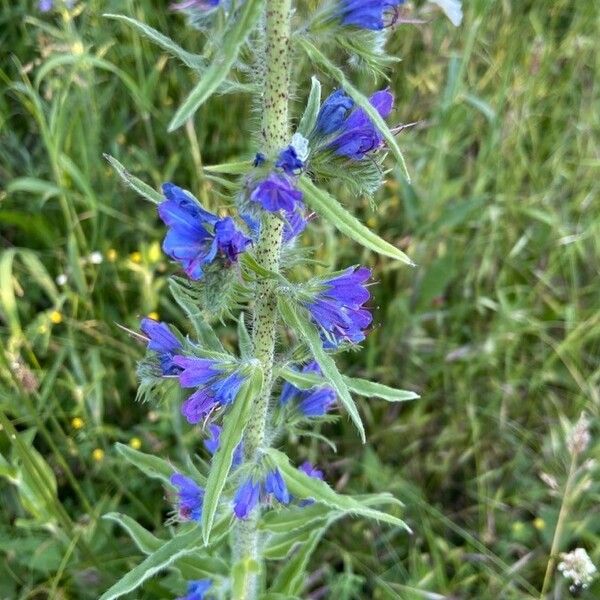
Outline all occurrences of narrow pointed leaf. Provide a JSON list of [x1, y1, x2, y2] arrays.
[[277, 297, 365, 443], [103, 513, 163, 554], [237, 313, 253, 359], [168, 0, 264, 131], [104, 154, 162, 205], [270, 529, 323, 594], [104, 14, 205, 70], [115, 443, 173, 484], [267, 448, 411, 533], [297, 76, 321, 137], [299, 37, 410, 181], [201, 369, 263, 543], [298, 177, 414, 265], [98, 526, 204, 600]]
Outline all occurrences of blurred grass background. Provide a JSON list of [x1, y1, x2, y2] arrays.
[[1, 0, 599, 598]]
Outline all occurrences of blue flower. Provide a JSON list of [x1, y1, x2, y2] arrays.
[[38, 0, 53, 10], [280, 361, 336, 417], [177, 579, 212, 600], [170, 473, 204, 521], [204, 424, 244, 466], [264, 468, 290, 504], [337, 0, 404, 30], [140, 318, 182, 376], [158, 183, 250, 280], [315, 90, 354, 135], [329, 90, 394, 160], [304, 266, 372, 348], [174, 356, 247, 424], [299, 461, 324, 481], [250, 173, 303, 213], [276, 146, 304, 175], [171, 0, 220, 11], [253, 152, 266, 167], [233, 477, 261, 519]]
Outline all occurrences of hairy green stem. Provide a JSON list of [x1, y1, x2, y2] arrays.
[[234, 0, 292, 597]]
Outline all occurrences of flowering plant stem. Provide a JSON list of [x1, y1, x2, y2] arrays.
[[539, 451, 578, 598], [233, 0, 293, 595]]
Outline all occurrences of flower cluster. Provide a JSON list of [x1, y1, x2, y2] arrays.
[[336, 0, 405, 31], [234, 468, 289, 519], [303, 266, 372, 347], [313, 89, 394, 161], [159, 183, 251, 280], [170, 473, 205, 522], [558, 548, 597, 592], [174, 356, 247, 424], [280, 362, 336, 417], [140, 318, 182, 376]]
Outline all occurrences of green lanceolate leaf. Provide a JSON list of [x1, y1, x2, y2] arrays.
[[260, 503, 333, 533], [237, 313, 253, 359], [277, 297, 366, 443], [103, 513, 163, 554], [104, 154, 162, 205], [298, 37, 411, 182], [279, 366, 419, 402], [299, 177, 415, 265], [168, 0, 264, 131], [297, 76, 322, 137], [270, 528, 323, 595], [201, 369, 263, 543], [267, 448, 411, 533], [344, 376, 419, 402], [263, 526, 316, 560], [98, 526, 204, 600], [115, 443, 173, 484], [104, 14, 205, 70], [204, 161, 252, 175]]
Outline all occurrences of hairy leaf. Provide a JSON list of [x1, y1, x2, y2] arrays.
[[267, 448, 411, 532], [278, 297, 365, 443], [299, 177, 414, 265], [104, 154, 162, 205], [115, 443, 173, 484], [168, 0, 264, 131], [297, 76, 321, 137]]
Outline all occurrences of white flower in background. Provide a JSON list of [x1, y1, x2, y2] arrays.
[[567, 413, 591, 456], [430, 0, 463, 26], [56, 273, 68, 286], [558, 548, 597, 591], [88, 251, 104, 265]]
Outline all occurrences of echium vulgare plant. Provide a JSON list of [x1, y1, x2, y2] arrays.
[[102, 1, 461, 599]]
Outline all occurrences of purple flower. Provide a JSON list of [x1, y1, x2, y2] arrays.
[[264, 468, 290, 504], [276, 146, 304, 175], [304, 266, 372, 348], [140, 318, 182, 376], [280, 361, 336, 417], [204, 424, 244, 467], [233, 477, 260, 519], [38, 0, 54, 11], [337, 0, 404, 30], [177, 579, 212, 600], [174, 356, 247, 424], [170, 473, 204, 521], [171, 0, 220, 11], [315, 90, 354, 135], [250, 173, 303, 213], [299, 461, 324, 480], [158, 183, 250, 280], [329, 90, 394, 160]]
